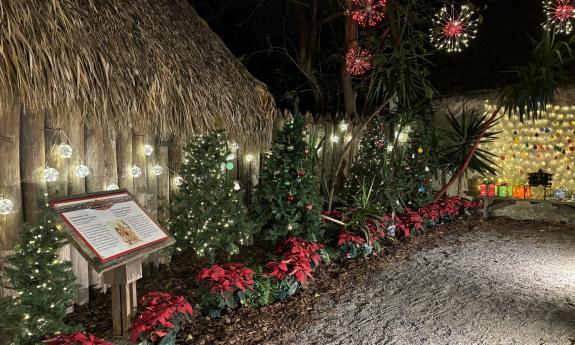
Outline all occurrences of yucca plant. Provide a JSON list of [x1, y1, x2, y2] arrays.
[[437, 107, 500, 177]]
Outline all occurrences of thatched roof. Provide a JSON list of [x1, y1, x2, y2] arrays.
[[0, 0, 275, 148]]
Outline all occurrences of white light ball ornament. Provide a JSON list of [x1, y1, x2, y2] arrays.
[[131, 166, 142, 178], [44, 167, 59, 183], [152, 164, 163, 176], [75, 164, 90, 178], [233, 181, 241, 191], [0, 197, 14, 215], [106, 183, 119, 191], [174, 176, 184, 186], [57, 144, 73, 158], [143, 144, 154, 156]]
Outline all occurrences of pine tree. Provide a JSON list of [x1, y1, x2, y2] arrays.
[[342, 117, 436, 209], [0, 197, 78, 345], [169, 131, 255, 261], [254, 114, 323, 243]]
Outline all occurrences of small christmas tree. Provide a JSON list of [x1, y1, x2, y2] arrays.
[[0, 197, 78, 345], [169, 131, 255, 261], [342, 117, 436, 209], [254, 114, 323, 243]]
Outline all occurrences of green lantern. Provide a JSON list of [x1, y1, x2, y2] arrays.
[[225, 161, 235, 171]]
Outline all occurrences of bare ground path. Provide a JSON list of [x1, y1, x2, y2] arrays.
[[270, 219, 575, 345]]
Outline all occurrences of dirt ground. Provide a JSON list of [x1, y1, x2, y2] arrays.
[[71, 217, 575, 345], [268, 218, 575, 345]]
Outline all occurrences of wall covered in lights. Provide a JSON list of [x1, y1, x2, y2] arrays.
[[481, 102, 575, 192]]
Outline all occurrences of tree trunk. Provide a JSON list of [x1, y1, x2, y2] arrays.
[[342, 0, 358, 117]]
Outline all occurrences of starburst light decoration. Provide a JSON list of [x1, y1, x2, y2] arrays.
[[430, 4, 479, 53], [543, 0, 575, 34], [351, 0, 387, 28], [345, 47, 372, 76]]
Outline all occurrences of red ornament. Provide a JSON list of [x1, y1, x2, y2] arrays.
[[304, 147, 310, 154], [298, 169, 305, 177], [345, 47, 372, 76], [351, 0, 387, 28], [305, 203, 313, 210], [287, 194, 296, 202], [375, 141, 384, 149]]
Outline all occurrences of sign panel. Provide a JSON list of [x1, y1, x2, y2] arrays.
[[50, 190, 173, 270]]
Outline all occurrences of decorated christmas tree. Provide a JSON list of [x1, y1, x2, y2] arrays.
[[254, 114, 323, 243], [169, 131, 256, 261], [0, 196, 78, 345], [342, 117, 436, 209]]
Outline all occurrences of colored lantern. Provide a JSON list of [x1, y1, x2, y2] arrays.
[[487, 183, 496, 197], [479, 183, 487, 197], [498, 185, 508, 197]]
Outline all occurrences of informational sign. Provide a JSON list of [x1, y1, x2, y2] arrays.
[[50, 190, 174, 270]]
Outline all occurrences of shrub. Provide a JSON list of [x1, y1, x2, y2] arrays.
[[131, 292, 193, 345]]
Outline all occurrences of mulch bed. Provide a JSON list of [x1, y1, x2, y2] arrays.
[[68, 215, 486, 344]]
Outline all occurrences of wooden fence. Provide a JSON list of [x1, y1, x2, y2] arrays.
[[0, 108, 365, 305]]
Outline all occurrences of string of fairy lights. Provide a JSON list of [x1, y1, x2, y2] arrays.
[[0, 130, 264, 216]]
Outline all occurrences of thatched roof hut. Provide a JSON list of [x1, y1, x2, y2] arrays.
[[0, 0, 275, 148]]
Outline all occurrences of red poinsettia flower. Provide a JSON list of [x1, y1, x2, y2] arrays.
[[266, 237, 324, 285], [43, 331, 113, 345], [196, 263, 255, 296]]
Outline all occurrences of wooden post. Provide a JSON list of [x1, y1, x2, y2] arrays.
[[145, 133, 159, 272], [156, 140, 170, 266], [85, 125, 105, 296], [168, 137, 183, 199], [104, 127, 119, 190], [132, 128, 149, 275], [45, 112, 72, 298], [0, 102, 22, 298], [20, 107, 46, 223], [102, 260, 142, 337], [65, 114, 89, 305], [116, 129, 133, 192]]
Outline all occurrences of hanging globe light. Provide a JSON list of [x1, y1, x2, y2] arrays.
[[75, 164, 90, 178], [44, 167, 60, 183], [143, 144, 154, 156], [174, 175, 184, 186], [0, 197, 14, 215], [152, 164, 163, 176], [57, 144, 73, 158], [131, 166, 142, 178]]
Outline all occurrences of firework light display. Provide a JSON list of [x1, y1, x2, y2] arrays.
[[543, 0, 575, 34], [351, 0, 387, 28], [430, 4, 479, 53], [345, 47, 373, 76]]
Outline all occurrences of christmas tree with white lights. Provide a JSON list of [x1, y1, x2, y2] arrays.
[[0, 196, 78, 345], [169, 131, 256, 261]]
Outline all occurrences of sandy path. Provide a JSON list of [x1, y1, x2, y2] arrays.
[[274, 221, 575, 345]]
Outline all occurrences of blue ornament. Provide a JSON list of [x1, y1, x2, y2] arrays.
[[387, 225, 396, 237], [418, 186, 426, 193]]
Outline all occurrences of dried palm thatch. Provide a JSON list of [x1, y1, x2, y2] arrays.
[[0, 0, 275, 149]]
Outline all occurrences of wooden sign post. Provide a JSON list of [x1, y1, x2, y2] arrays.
[[49, 190, 175, 337]]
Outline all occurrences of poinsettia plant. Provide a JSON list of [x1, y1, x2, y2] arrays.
[[265, 237, 324, 300], [42, 331, 112, 345], [196, 263, 255, 318], [130, 292, 193, 345]]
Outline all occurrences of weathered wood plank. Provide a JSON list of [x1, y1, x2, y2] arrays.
[[65, 115, 89, 305], [0, 102, 22, 298], [116, 130, 133, 192], [20, 107, 46, 223]]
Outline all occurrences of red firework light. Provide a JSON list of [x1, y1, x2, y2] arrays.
[[443, 20, 463, 38], [345, 47, 372, 77], [555, 4, 574, 21], [351, 0, 387, 28]]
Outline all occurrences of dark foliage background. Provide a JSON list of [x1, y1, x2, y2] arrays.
[[189, 0, 547, 114]]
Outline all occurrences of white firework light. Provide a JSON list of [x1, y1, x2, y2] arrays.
[[430, 4, 479, 53], [543, 0, 575, 34]]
